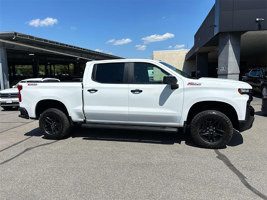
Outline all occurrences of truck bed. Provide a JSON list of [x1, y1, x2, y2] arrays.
[[19, 82, 85, 121]]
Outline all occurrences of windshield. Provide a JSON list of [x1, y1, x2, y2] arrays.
[[160, 61, 190, 78]]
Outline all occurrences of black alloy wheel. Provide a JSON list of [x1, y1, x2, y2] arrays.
[[191, 110, 233, 149], [39, 108, 70, 139], [43, 114, 62, 136]]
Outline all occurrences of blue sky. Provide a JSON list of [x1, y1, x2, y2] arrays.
[[0, 0, 215, 58]]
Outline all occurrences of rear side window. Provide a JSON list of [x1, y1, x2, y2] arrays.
[[93, 63, 125, 84]]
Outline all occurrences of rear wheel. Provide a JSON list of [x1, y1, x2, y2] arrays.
[[39, 108, 70, 139], [190, 110, 233, 149]]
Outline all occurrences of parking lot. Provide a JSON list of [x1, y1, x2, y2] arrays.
[[0, 97, 266, 200]]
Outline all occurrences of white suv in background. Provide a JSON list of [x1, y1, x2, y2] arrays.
[[0, 78, 60, 111]]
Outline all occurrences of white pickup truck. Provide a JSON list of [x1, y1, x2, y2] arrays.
[[18, 59, 254, 148]]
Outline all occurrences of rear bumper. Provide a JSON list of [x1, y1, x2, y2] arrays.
[[238, 104, 255, 132], [18, 107, 30, 119]]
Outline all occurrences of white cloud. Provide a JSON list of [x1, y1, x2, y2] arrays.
[[136, 45, 146, 51], [106, 38, 132, 46], [142, 33, 174, 44], [27, 17, 58, 27], [174, 44, 185, 49], [106, 39, 115, 44], [114, 38, 132, 45], [168, 44, 186, 49], [95, 49, 113, 55], [95, 49, 103, 52]]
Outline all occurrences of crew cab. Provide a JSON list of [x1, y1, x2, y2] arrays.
[[18, 59, 254, 149]]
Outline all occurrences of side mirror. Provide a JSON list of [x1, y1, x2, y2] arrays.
[[163, 76, 179, 89]]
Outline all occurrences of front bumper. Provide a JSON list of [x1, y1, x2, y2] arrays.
[[238, 104, 255, 132], [0, 98, 19, 107], [18, 107, 30, 119]]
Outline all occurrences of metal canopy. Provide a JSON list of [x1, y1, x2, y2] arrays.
[[0, 31, 123, 89], [0, 31, 122, 62]]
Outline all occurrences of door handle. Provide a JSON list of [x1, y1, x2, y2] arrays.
[[87, 89, 98, 93], [131, 89, 143, 94]]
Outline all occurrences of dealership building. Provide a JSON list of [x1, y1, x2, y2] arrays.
[[155, 0, 267, 80], [0, 32, 121, 90]]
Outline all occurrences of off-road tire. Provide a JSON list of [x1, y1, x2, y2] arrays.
[[39, 108, 70, 139], [191, 110, 233, 149]]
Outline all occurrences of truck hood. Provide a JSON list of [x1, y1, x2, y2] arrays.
[[0, 88, 18, 94], [186, 77, 252, 89]]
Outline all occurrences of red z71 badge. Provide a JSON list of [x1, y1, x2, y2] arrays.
[[187, 82, 201, 86]]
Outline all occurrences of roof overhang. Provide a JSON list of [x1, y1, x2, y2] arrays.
[[0, 31, 122, 61]]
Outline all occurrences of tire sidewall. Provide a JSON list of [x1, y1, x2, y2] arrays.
[[191, 110, 233, 149], [39, 108, 70, 139]]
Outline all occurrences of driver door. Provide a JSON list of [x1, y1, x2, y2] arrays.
[[128, 62, 183, 126]]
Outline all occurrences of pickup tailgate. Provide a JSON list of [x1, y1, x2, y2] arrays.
[[19, 82, 84, 122]]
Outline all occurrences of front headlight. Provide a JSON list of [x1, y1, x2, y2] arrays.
[[238, 88, 252, 95]]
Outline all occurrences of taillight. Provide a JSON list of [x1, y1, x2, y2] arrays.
[[18, 85, 23, 102]]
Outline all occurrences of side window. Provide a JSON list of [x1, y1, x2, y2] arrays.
[[133, 63, 169, 84], [93, 63, 125, 84]]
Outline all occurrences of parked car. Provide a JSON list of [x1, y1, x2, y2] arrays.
[[18, 59, 254, 149], [242, 69, 267, 93], [0, 78, 60, 110]]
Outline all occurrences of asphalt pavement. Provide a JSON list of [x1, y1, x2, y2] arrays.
[[0, 97, 266, 200]]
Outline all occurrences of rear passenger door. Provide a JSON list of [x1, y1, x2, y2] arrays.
[[83, 62, 129, 123]]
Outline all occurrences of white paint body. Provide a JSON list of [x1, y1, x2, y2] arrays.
[[19, 59, 252, 127]]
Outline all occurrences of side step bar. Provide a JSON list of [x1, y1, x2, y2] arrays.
[[82, 123, 178, 132]]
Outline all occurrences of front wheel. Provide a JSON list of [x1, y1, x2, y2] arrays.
[[39, 108, 70, 139], [190, 110, 233, 149]]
